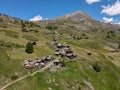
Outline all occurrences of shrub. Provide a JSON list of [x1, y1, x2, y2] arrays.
[[25, 42, 34, 54], [118, 43, 120, 49], [46, 25, 53, 30], [61, 60, 66, 67], [106, 30, 115, 38], [11, 75, 18, 80], [92, 62, 101, 72]]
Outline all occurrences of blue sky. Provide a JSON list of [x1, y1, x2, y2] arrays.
[[0, 0, 120, 24]]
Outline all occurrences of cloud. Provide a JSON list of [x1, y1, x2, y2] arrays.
[[29, 15, 43, 21], [113, 18, 120, 25], [101, 0, 120, 16], [114, 22, 120, 25], [86, 0, 101, 4], [103, 17, 113, 23], [102, 17, 120, 25]]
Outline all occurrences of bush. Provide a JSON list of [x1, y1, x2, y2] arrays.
[[106, 30, 116, 38], [118, 43, 120, 49], [92, 62, 101, 72], [46, 25, 57, 30], [11, 75, 18, 80], [25, 42, 34, 53], [46, 25, 53, 30], [61, 60, 66, 67]]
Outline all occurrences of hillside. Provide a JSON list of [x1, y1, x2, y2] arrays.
[[53, 11, 118, 30], [0, 11, 120, 90]]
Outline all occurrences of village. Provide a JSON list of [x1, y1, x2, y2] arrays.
[[23, 40, 77, 69], [23, 31, 120, 70]]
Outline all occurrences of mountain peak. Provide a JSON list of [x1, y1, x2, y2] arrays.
[[54, 10, 93, 22], [72, 10, 86, 15]]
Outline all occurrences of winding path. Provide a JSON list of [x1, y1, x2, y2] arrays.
[[0, 61, 55, 90]]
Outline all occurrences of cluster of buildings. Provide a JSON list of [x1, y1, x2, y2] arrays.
[[23, 41, 77, 69], [22, 28, 39, 33], [54, 43, 77, 59], [69, 34, 89, 40], [46, 42, 77, 60], [111, 49, 120, 53], [69, 34, 82, 40], [23, 56, 53, 69]]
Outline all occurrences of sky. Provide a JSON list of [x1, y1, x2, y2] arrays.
[[0, 0, 120, 24]]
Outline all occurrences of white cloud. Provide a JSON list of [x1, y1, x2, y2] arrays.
[[101, 0, 120, 16], [114, 22, 120, 25], [29, 15, 43, 21], [113, 18, 120, 24], [86, 0, 101, 4], [102, 17, 120, 25], [103, 17, 113, 23]]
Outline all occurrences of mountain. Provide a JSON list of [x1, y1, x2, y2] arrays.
[[54, 11, 93, 21], [0, 11, 120, 90], [53, 11, 118, 30]]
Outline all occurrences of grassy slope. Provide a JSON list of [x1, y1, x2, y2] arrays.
[[0, 18, 120, 90], [6, 60, 120, 90]]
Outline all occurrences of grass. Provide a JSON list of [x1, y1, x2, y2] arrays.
[[5, 59, 120, 90], [0, 16, 120, 90]]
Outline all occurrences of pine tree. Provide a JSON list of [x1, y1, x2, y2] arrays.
[[25, 42, 33, 53]]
